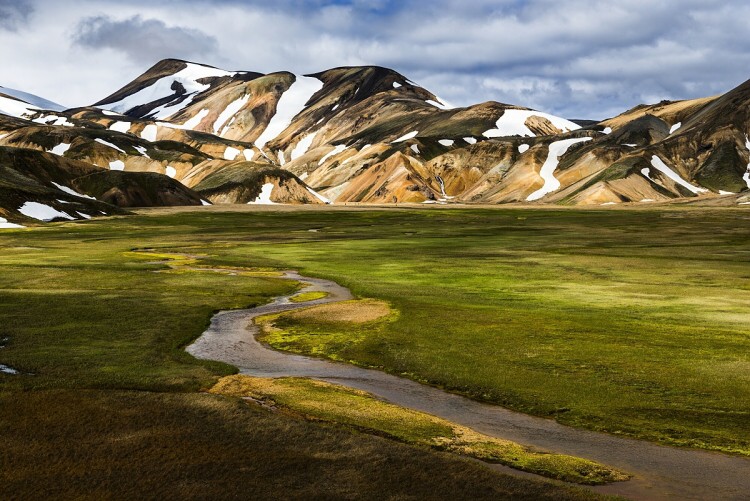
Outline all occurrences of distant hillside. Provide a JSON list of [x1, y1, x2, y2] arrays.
[[0, 58, 748, 224]]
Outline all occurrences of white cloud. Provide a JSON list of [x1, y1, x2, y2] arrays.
[[1, 0, 749, 119]]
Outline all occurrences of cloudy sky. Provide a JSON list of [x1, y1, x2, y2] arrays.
[[1, 0, 748, 119]]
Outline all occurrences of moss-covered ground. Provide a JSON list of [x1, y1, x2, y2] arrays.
[[1, 207, 634, 500]]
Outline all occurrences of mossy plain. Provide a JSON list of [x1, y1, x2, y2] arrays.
[[1, 207, 623, 500], [1, 205, 748, 497], [212, 375, 628, 485], [226, 207, 750, 456]]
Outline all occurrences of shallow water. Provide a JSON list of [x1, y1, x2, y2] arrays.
[[0, 364, 19, 375], [187, 271, 750, 501]]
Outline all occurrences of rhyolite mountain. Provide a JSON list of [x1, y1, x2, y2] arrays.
[[1, 58, 749, 225]]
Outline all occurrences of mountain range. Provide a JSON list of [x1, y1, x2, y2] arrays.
[[1, 58, 749, 225]]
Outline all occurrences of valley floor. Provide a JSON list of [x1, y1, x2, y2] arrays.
[[1, 205, 749, 499]]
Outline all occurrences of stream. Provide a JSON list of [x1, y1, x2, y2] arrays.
[[186, 270, 750, 501]]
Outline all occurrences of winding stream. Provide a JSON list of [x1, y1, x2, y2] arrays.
[[187, 271, 750, 501]]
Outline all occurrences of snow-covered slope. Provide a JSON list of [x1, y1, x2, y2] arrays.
[[97, 61, 236, 119], [483, 109, 581, 138], [0, 94, 40, 119], [0, 86, 65, 111], [255, 75, 324, 149]]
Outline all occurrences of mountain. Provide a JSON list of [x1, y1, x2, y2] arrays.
[[0, 146, 203, 226], [1, 58, 748, 225]]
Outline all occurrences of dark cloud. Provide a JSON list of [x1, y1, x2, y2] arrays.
[[0, 0, 33, 31], [72, 15, 218, 62]]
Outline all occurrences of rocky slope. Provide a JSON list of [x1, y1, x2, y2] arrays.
[[1, 58, 748, 225], [0, 146, 204, 226]]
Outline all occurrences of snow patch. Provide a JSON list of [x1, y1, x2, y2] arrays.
[[249, 183, 276, 204], [411, 144, 420, 155], [95, 138, 126, 153], [651, 155, 708, 195], [650, 156, 707, 194], [483, 109, 580, 138], [669, 122, 682, 134], [31, 115, 54, 124], [0, 364, 20, 374], [255, 75, 323, 149], [322, 181, 350, 202], [109, 160, 125, 171], [0, 217, 24, 229], [602, 127, 612, 134], [224, 146, 241, 161], [299, 172, 309, 181], [318, 144, 347, 165], [624, 143, 638, 147], [438, 139, 454, 147], [18, 202, 74, 221], [719, 190, 735, 196], [100, 63, 235, 119], [307, 187, 331, 204], [0, 94, 40, 119], [33, 115, 73, 127], [243, 149, 255, 161], [51, 182, 95, 200], [641, 199, 655, 203], [392, 131, 418, 143], [518, 144, 530, 154], [166, 166, 176, 178], [48, 143, 71, 156], [201, 199, 212, 206], [134, 146, 150, 158], [140, 124, 158, 142], [425, 99, 454, 110], [526, 137, 593, 201], [393, 82, 402, 89], [181, 108, 210, 130], [77, 212, 91, 220], [214, 95, 249, 136], [58, 117, 74, 127], [109, 121, 131, 133], [601, 202, 618, 206], [463, 137, 477, 145], [744, 136, 750, 189], [291, 131, 318, 161], [641, 168, 653, 181], [0, 86, 65, 111]]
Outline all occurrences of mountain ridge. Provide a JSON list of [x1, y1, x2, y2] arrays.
[[0, 58, 748, 224]]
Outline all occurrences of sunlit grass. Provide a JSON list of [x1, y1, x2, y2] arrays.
[[212, 375, 629, 485], [2, 206, 749, 464], [289, 291, 330, 302]]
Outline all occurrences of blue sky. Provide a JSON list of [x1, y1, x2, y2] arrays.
[[1, 0, 748, 119]]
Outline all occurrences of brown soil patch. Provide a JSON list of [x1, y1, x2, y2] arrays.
[[287, 299, 391, 323]]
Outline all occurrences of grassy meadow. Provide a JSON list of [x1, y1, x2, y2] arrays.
[[1, 205, 749, 497], [211, 375, 628, 485]]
